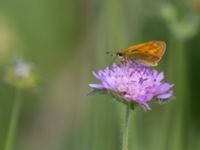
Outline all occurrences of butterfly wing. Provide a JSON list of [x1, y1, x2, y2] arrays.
[[124, 41, 166, 66]]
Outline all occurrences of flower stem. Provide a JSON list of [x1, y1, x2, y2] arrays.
[[122, 102, 132, 150], [4, 88, 22, 150]]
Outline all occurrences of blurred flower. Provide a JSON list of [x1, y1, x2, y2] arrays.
[[5, 58, 38, 89], [170, 14, 199, 40], [89, 62, 173, 110], [160, 3, 177, 23], [159, 2, 199, 41]]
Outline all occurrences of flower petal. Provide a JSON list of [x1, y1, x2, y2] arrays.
[[157, 90, 173, 99], [141, 103, 151, 111], [89, 84, 104, 89], [157, 72, 164, 82], [156, 83, 174, 94], [151, 70, 158, 77], [92, 71, 100, 79], [145, 93, 154, 102]]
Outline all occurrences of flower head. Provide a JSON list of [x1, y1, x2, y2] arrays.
[[89, 62, 173, 110], [5, 58, 38, 89]]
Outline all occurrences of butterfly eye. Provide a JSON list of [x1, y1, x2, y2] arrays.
[[117, 52, 123, 57]]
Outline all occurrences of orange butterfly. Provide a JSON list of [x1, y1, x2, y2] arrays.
[[115, 41, 166, 66]]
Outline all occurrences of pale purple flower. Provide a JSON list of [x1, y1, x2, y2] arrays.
[[89, 62, 173, 110]]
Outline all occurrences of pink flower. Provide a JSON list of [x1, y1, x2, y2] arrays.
[[89, 62, 173, 110]]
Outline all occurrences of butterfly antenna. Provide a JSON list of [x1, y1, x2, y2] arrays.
[[106, 51, 115, 57]]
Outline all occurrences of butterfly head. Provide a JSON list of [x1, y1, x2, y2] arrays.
[[116, 52, 124, 58], [106, 51, 124, 58]]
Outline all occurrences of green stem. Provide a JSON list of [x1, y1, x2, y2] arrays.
[[122, 103, 132, 150], [4, 88, 22, 150]]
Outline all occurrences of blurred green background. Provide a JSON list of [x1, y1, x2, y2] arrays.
[[0, 0, 200, 150]]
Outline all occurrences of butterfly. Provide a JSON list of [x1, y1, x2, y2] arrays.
[[115, 40, 166, 66]]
